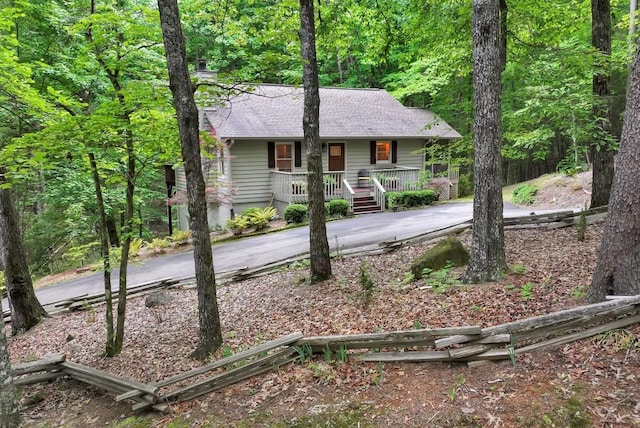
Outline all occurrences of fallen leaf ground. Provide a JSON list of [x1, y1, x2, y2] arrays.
[[8, 216, 640, 427]]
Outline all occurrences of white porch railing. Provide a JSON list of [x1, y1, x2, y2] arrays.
[[271, 171, 345, 205], [342, 179, 354, 211], [370, 167, 421, 192], [371, 177, 386, 211]]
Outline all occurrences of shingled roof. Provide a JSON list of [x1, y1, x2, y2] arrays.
[[203, 84, 461, 140]]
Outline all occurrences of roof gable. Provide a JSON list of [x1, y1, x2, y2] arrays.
[[203, 84, 461, 140]]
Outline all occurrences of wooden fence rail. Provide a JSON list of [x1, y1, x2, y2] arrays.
[[11, 294, 640, 415]]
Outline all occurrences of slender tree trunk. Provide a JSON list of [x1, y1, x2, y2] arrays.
[[106, 217, 120, 247], [112, 133, 135, 355], [499, 0, 507, 72], [463, 0, 507, 284], [158, 0, 223, 359], [590, 0, 615, 208], [630, 0, 637, 73], [88, 153, 115, 355], [0, 169, 47, 335], [588, 36, 640, 302], [299, 0, 332, 283], [0, 299, 20, 428]]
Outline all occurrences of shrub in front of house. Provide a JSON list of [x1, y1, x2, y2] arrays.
[[226, 215, 249, 235], [386, 190, 438, 209], [244, 206, 277, 230], [326, 199, 350, 217], [241, 207, 262, 217], [284, 204, 308, 224], [512, 184, 538, 205]]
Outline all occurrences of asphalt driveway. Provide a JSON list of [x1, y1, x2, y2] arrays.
[[7, 202, 565, 309]]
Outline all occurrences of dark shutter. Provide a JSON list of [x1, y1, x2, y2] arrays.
[[391, 140, 398, 164], [268, 141, 275, 168], [294, 141, 302, 168], [370, 141, 376, 164]]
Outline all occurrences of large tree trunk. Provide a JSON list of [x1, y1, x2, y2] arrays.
[[88, 153, 115, 355], [0, 299, 20, 428], [463, 0, 507, 284], [588, 36, 640, 302], [158, 0, 223, 359], [0, 169, 47, 335], [590, 0, 615, 208], [299, 0, 331, 283]]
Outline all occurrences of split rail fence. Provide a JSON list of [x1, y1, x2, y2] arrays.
[[12, 294, 640, 413]]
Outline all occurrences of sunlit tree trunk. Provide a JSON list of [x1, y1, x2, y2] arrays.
[[589, 36, 640, 302], [463, 0, 507, 284], [158, 0, 223, 359], [590, 0, 614, 208], [299, 0, 332, 283]]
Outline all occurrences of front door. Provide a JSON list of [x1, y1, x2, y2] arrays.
[[328, 142, 345, 171]]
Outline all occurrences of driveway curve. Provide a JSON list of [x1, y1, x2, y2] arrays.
[[11, 202, 568, 309]]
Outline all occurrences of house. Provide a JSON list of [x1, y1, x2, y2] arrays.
[[175, 83, 461, 230]]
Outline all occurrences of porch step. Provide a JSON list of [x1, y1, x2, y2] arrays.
[[352, 195, 382, 214]]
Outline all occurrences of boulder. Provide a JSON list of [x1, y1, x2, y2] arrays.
[[145, 291, 174, 308], [410, 237, 469, 279]]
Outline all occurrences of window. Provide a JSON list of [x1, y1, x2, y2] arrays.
[[376, 141, 391, 163], [276, 143, 292, 171]]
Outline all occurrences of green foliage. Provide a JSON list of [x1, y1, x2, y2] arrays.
[[240, 207, 262, 217], [0, 271, 5, 298], [532, 395, 590, 427], [284, 204, 308, 224], [294, 343, 314, 365], [169, 230, 191, 244], [511, 263, 527, 275], [386, 190, 438, 210], [512, 184, 538, 205], [326, 199, 350, 217], [114, 416, 153, 428], [421, 261, 460, 293], [226, 216, 249, 236], [359, 261, 375, 308], [520, 283, 536, 300], [457, 173, 473, 198]]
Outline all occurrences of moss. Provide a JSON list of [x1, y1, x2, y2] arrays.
[[410, 237, 470, 279]]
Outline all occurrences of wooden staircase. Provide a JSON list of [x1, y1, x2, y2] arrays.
[[352, 187, 382, 214]]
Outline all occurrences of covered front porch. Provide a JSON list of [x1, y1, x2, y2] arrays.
[[271, 166, 452, 214]]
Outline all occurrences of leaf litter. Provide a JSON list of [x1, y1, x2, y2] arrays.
[[8, 219, 640, 426]]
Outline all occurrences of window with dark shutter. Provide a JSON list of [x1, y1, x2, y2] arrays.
[[268, 141, 275, 168], [295, 141, 302, 168], [370, 141, 376, 164], [391, 140, 398, 164]]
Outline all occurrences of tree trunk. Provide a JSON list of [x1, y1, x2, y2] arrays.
[[499, 0, 507, 72], [588, 36, 640, 302], [88, 153, 115, 356], [590, 0, 615, 208], [299, 0, 332, 283], [112, 131, 135, 355], [463, 0, 507, 284], [0, 299, 20, 428], [106, 217, 119, 247], [158, 0, 223, 359], [0, 169, 47, 335], [630, 0, 638, 73]]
